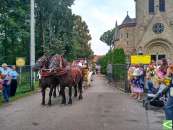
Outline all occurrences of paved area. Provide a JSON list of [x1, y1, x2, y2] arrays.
[[0, 75, 164, 130]]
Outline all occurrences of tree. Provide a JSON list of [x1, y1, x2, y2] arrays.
[[0, 0, 30, 64], [100, 28, 116, 47], [35, 0, 75, 58], [71, 15, 93, 60], [0, 0, 93, 64]]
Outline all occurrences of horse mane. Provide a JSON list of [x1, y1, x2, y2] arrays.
[[61, 56, 68, 68]]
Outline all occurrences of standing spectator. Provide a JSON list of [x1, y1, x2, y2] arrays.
[[107, 62, 113, 83], [131, 65, 144, 100], [9, 65, 19, 97], [156, 58, 168, 87], [146, 60, 157, 94], [1, 63, 11, 103], [128, 65, 135, 97], [164, 63, 173, 120]]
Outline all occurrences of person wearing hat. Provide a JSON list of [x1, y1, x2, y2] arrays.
[[164, 63, 173, 120], [0, 63, 12, 103]]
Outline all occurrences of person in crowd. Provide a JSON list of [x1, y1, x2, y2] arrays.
[[146, 60, 157, 94], [0, 71, 3, 92], [96, 65, 99, 74], [164, 63, 173, 120], [77, 61, 83, 68], [107, 62, 113, 83], [0, 63, 11, 103], [156, 60, 162, 69], [156, 59, 168, 89], [9, 65, 19, 97], [128, 65, 135, 97], [131, 65, 144, 100], [82, 63, 89, 82]]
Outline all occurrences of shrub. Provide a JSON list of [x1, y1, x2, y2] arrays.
[[98, 48, 126, 78]]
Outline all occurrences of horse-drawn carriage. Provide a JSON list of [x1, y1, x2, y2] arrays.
[[32, 55, 87, 106]]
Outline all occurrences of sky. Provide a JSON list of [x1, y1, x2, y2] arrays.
[[72, 0, 135, 55]]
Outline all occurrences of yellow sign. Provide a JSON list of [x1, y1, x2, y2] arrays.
[[131, 55, 151, 64], [16, 57, 25, 67]]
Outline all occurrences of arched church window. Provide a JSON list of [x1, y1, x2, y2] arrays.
[[159, 0, 165, 12], [149, 0, 155, 14]]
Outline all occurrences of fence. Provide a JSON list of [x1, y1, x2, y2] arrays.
[[111, 64, 129, 93], [16, 65, 36, 94]]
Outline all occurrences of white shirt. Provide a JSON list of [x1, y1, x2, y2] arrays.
[[78, 62, 83, 67]]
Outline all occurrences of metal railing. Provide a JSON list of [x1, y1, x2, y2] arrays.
[[111, 64, 129, 93]]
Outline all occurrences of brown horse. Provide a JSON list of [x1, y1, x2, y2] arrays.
[[32, 55, 60, 105], [49, 55, 83, 104]]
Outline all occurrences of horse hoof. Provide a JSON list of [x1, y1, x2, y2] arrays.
[[79, 95, 83, 100], [53, 94, 57, 98]]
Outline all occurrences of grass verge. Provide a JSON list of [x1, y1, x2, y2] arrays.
[[0, 81, 40, 107]]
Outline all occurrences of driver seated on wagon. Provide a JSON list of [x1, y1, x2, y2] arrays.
[[82, 63, 89, 81]]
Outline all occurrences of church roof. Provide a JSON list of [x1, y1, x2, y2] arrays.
[[122, 14, 132, 24], [119, 14, 136, 28]]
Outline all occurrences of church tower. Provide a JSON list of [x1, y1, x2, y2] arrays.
[[114, 0, 173, 61], [135, 0, 173, 60], [135, 0, 172, 26]]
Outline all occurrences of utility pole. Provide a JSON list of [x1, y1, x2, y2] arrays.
[[30, 0, 35, 89]]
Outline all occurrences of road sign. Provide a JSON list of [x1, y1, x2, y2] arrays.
[[16, 57, 26, 67], [131, 55, 151, 64]]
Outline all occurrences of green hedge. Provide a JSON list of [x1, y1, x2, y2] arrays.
[[98, 48, 126, 76]]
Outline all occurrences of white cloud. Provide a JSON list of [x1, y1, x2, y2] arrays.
[[72, 0, 135, 55]]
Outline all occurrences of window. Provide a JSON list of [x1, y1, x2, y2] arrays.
[[126, 33, 128, 38], [149, 0, 155, 13], [159, 0, 165, 12], [158, 55, 165, 60]]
